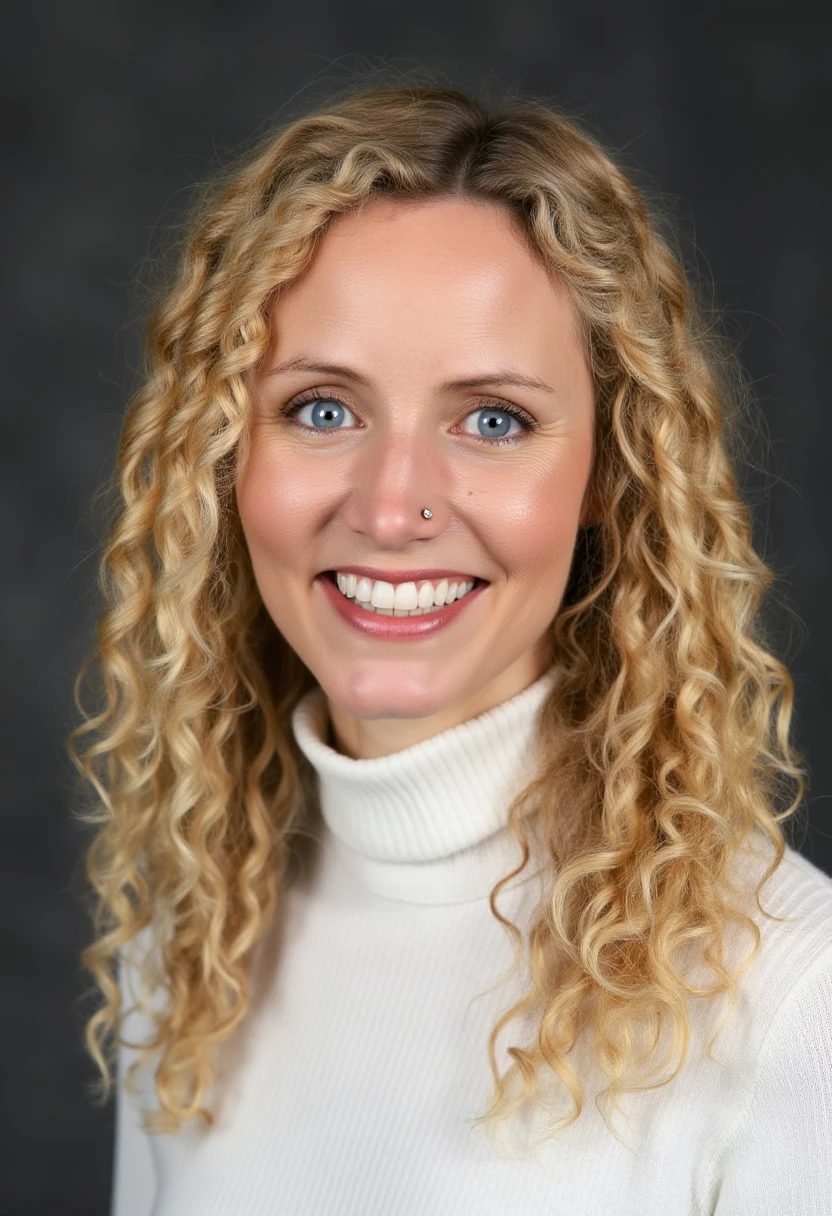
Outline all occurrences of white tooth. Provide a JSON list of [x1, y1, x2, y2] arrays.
[[370, 580, 395, 609], [434, 579, 449, 606], [393, 581, 418, 610], [447, 581, 458, 602], [393, 608, 409, 616], [417, 582, 435, 609], [408, 608, 421, 615], [355, 577, 373, 602], [376, 607, 393, 615], [346, 574, 357, 598]]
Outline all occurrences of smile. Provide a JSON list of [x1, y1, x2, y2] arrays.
[[333, 571, 477, 616], [316, 571, 487, 639]]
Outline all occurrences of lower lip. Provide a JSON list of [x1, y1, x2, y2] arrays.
[[315, 573, 487, 639]]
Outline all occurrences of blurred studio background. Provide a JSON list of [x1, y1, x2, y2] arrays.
[[3, 1, 831, 1211]]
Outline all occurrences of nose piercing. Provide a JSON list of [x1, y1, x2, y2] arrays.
[[421, 508, 432, 520]]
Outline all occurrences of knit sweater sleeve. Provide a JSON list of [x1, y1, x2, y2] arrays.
[[709, 942, 832, 1215], [111, 1041, 156, 1216], [110, 947, 157, 1216]]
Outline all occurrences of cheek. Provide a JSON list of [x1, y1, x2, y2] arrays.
[[235, 443, 335, 576], [476, 443, 592, 583]]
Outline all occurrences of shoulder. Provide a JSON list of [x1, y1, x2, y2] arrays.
[[753, 838, 832, 912], [732, 835, 832, 949], [697, 845, 832, 1213], [720, 835, 832, 1042]]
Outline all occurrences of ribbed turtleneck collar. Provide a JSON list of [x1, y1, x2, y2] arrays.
[[290, 665, 560, 905]]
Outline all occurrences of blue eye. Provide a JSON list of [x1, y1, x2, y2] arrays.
[[288, 397, 357, 429], [281, 392, 534, 445], [461, 408, 524, 441]]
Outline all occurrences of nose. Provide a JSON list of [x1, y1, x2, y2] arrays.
[[342, 428, 445, 547]]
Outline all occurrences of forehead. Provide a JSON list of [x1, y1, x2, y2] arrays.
[[267, 197, 584, 372]]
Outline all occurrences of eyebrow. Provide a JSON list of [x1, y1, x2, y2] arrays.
[[264, 355, 557, 397]]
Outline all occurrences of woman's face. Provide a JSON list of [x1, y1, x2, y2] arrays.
[[237, 196, 596, 757]]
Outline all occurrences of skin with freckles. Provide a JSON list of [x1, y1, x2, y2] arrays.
[[236, 196, 596, 760]]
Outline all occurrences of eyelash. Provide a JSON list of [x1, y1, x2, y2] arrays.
[[277, 388, 538, 446]]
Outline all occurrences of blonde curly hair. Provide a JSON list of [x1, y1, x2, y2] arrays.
[[68, 76, 806, 1142]]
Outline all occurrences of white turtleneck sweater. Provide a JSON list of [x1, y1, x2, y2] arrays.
[[111, 667, 832, 1215]]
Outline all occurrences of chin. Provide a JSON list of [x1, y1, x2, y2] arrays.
[[318, 660, 463, 722]]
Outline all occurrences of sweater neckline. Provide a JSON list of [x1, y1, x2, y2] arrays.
[[290, 665, 560, 905]]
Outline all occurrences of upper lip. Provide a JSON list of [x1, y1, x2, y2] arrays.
[[322, 565, 483, 583]]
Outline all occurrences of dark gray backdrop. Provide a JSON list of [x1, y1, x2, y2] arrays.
[[4, 1, 831, 1211]]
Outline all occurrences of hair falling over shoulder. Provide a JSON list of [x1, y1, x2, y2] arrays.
[[67, 72, 807, 1142]]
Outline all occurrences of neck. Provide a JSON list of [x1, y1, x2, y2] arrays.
[[290, 661, 562, 904]]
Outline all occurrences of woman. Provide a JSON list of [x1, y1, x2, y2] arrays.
[[68, 81, 832, 1215]]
